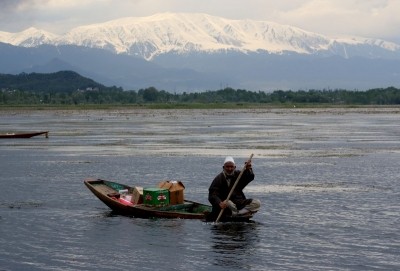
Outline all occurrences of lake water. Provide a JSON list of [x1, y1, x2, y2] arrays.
[[0, 108, 399, 271]]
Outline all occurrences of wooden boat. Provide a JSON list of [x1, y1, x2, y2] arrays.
[[0, 131, 49, 139], [84, 178, 254, 221]]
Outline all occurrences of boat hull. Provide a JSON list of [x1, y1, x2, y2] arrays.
[[84, 178, 254, 222], [0, 131, 49, 138], [84, 178, 211, 219]]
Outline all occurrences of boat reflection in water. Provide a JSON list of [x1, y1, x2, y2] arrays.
[[210, 222, 261, 269]]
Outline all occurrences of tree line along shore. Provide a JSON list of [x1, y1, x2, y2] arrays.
[[1, 71, 399, 107], [1, 86, 400, 107]]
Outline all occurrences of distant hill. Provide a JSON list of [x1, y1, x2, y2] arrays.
[[0, 71, 109, 92]]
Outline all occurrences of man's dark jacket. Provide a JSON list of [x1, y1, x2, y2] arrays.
[[208, 168, 254, 220]]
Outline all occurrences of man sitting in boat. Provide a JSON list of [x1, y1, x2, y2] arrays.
[[208, 156, 261, 221]]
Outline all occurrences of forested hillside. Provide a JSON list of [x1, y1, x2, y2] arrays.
[[0, 71, 119, 93], [1, 71, 399, 105]]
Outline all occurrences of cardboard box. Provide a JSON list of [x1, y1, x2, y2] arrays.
[[158, 180, 185, 205], [130, 186, 143, 204], [143, 188, 169, 207]]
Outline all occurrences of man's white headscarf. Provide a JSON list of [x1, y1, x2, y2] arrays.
[[223, 156, 236, 179], [224, 156, 235, 165]]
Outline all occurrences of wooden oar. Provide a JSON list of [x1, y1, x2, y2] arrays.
[[215, 153, 254, 223]]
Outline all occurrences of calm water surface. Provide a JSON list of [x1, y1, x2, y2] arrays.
[[0, 108, 399, 271]]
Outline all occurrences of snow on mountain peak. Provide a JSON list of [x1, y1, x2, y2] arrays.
[[0, 13, 399, 60], [2, 27, 59, 47], [55, 12, 334, 59]]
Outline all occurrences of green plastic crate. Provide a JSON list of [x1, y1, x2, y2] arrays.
[[143, 188, 170, 206]]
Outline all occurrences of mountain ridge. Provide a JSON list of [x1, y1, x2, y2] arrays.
[[1, 13, 399, 60], [1, 13, 399, 91]]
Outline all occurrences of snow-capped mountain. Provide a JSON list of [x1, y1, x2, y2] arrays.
[[0, 27, 57, 47], [1, 13, 399, 60], [1, 13, 400, 91]]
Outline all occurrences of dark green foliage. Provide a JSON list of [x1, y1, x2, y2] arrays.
[[1, 71, 400, 105], [268, 88, 400, 105], [0, 71, 108, 93]]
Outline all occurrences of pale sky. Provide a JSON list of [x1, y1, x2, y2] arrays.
[[1, 0, 399, 43]]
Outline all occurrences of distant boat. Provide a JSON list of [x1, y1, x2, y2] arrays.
[[84, 178, 255, 222], [0, 131, 49, 139]]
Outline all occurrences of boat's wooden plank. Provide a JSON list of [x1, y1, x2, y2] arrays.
[[93, 183, 117, 195]]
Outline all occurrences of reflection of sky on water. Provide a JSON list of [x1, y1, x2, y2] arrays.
[[1, 108, 399, 159], [1, 108, 400, 271]]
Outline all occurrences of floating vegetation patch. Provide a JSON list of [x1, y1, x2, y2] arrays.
[[39, 160, 93, 164], [246, 182, 368, 193], [0, 201, 44, 209]]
